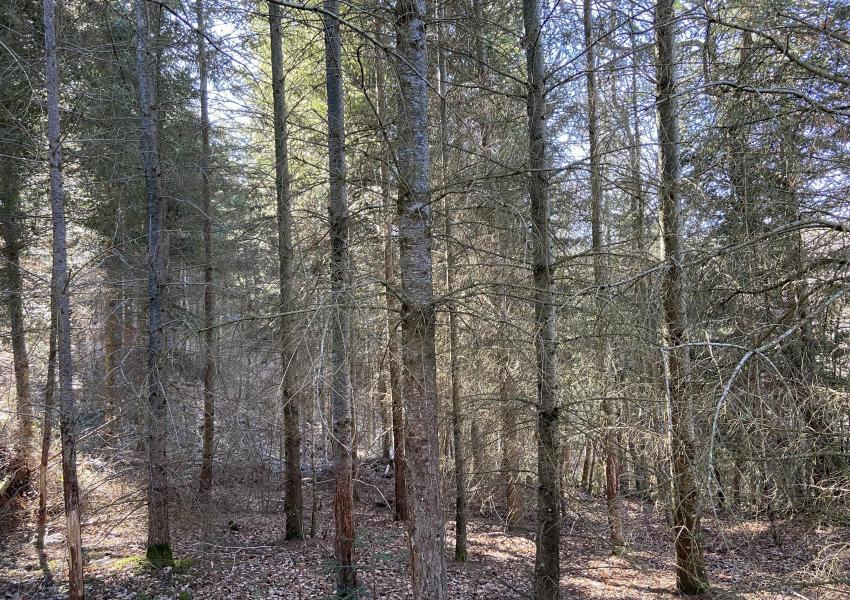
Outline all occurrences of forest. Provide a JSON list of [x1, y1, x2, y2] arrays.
[[0, 0, 849, 598]]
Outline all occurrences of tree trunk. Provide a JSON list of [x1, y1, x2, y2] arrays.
[[583, 0, 624, 554], [654, 0, 708, 592], [103, 253, 121, 433], [44, 0, 84, 594], [437, 9, 468, 563], [135, 0, 172, 564], [395, 1, 447, 597], [324, 1, 356, 594], [36, 276, 57, 548], [0, 176, 32, 456], [523, 0, 561, 596], [375, 15, 408, 523], [268, 0, 303, 540], [501, 353, 523, 530], [196, 0, 216, 500]]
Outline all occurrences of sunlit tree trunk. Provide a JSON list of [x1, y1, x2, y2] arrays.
[[395, 0, 447, 596], [654, 0, 708, 592], [44, 0, 84, 594]]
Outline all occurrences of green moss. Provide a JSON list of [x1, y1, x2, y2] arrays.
[[173, 558, 194, 575], [177, 592, 193, 600], [145, 544, 174, 568], [110, 555, 147, 572]]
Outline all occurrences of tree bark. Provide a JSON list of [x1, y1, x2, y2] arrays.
[[583, 0, 624, 554], [523, 0, 561, 596], [0, 175, 32, 456], [43, 0, 84, 594], [395, 1, 447, 597], [135, 0, 172, 563], [196, 0, 216, 500], [324, 1, 356, 595], [268, 0, 304, 540], [654, 0, 708, 593], [36, 275, 57, 548], [437, 8, 468, 562], [501, 350, 523, 530], [103, 254, 121, 433], [375, 14, 408, 523]]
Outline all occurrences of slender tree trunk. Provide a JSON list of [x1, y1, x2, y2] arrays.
[[36, 280, 57, 548], [43, 0, 84, 594], [0, 177, 32, 456], [581, 437, 593, 491], [437, 10, 468, 562], [583, 0, 624, 554], [135, 0, 171, 563], [196, 0, 216, 500], [324, 1, 356, 595], [395, 1, 447, 597], [103, 253, 121, 433], [378, 372, 391, 462], [375, 15, 408, 522], [654, 0, 708, 593], [268, 0, 303, 540], [627, 10, 650, 503], [501, 351, 522, 529], [523, 0, 561, 596]]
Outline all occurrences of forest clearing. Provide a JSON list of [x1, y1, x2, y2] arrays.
[[1, 0, 849, 598]]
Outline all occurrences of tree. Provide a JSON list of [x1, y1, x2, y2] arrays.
[[374, 16, 408, 522], [436, 2, 468, 562], [324, 0, 356, 595], [196, 0, 216, 500], [268, 0, 303, 541], [583, 0, 624, 554], [43, 0, 84, 594], [654, 0, 709, 593], [524, 0, 560, 596], [395, 0, 447, 597], [135, 0, 172, 564], [0, 1, 38, 457]]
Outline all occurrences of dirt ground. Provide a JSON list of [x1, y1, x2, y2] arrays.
[[1, 454, 848, 599]]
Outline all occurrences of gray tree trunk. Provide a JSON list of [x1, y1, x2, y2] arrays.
[[583, 0, 624, 554], [36, 272, 57, 548], [374, 14, 408, 523], [43, 0, 84, 594], [654, 0, 708, 593], [0, 175, 32, 455], [324, 1, 356, 594], [135, 0, 172, 563], [268, 0, 304, 540], [395, 1, 447, 597], [523, 0, 561, 596], [196, 0, 216, 500], [436, 9, 468, 562]]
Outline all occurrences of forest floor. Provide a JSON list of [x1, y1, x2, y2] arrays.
[[1, 453, 848, 599]]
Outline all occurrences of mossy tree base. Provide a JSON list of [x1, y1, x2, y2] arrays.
[[145, 543, 174, 568]]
